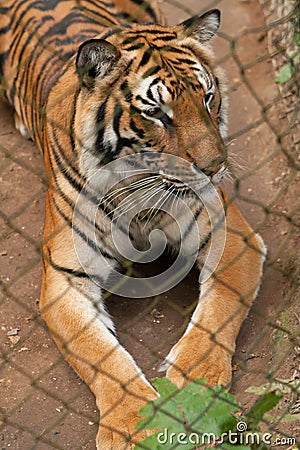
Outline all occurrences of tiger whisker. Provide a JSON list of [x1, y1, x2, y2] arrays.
[[158, 186, 176, 212], [169, 186, 180, 212], [227, 152, 246, 172], [223, 168, 234, 183], [116, 187, 164, 221], [136, 184, 167, 217], [147, 189, 176, 226], [132, 183, 167, 217], [103, 176, 160, 209], [108, 189, 150, 218], [139, 187, 167, 223], [104, 175, 159, 203], [110, 183, 165, 219], [142, 186, 174, 227]]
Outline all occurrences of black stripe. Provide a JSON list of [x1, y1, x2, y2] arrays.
[[47, 149, 110, 243], [130, 0, 158, 22], [142, 65, 160, 78], [160, 114, 174, 129], [126, 28, 176, 37], [50, 125, 82, 180], [0, 6, 10, 15], [113, 104, 123, 137], [217, 98, 223, 116], [95, 100, 108, 153], [199, 231, 211, 251], [182, 205, 203, 240], [123, 36, 139, 45], [177, 57, 198, 65], [139, 49, 151, 67], [120, 80, 133, 102], [24, 0, 61, 12], [124, 43, 145, 51], [152, 34, 177, 42], [112, 104, 140, 158], [130, 119, 145, 138], [130, 104, 142, 116], [49, 135, 84, 194], [17, 16, 57, 136], [163, 46, 192, 55], [115, 136, 139, 156], [146, 78, 159, 102], [48, 256, 90, 278], [47, 247, 107, 288], [51, 193, 115, 261], [75, 4, 117, 26], [0, 51, 9, 77], [135, 94, 153, 106], [0, 22, 10, 35], [84, 0, 115, 10], [144, 30, 176, 36], [102, 27, 123, 40]]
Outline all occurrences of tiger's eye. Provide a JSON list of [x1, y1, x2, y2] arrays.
[[146, 107, 162, 117]]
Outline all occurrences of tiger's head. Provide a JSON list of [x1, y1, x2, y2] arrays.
[[74, 9, 227, 186]]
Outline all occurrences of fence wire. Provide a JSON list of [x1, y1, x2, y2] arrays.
[[0, 0, 299, 449]]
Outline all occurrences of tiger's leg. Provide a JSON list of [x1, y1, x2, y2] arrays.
[[164, 192, 266, 388], [40, 195, 158, 449]]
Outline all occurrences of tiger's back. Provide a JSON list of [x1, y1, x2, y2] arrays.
[[0, 0, 162, 142]]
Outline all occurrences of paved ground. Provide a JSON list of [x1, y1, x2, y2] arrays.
[[0, 0, 299, 448]]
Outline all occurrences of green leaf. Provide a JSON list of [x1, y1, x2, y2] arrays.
[[136, 378, 185, 432], [135, 378, 242, 450], [247, 391, 282, 429], [275, 64, 294, 83], [135, 377, 289, 450], [263, 412, 300, 423], [246, 379, 300, 395]]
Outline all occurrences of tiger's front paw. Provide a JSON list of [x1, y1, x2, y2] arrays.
[[163, 333, 232, 389], [95, 380, 158, 450], [96, 416, 152, 450]]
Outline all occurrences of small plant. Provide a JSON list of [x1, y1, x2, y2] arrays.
[[275, 45, 300, 84], [275, 3, 300, 84], [135, 378, 282, 449]]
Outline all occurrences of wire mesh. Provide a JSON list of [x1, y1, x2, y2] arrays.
[[0, 0, 299, 449]]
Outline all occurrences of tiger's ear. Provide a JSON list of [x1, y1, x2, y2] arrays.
[[179, 9, 220, 43], [76, 39, 119, 88]]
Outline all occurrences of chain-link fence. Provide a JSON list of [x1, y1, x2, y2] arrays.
[[0, 0, 299, 449]]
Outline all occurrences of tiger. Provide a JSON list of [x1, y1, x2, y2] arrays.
[[0, 1, 266, 448]]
